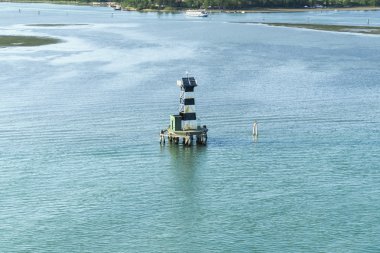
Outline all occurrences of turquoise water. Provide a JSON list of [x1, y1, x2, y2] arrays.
[[1, 3, 380, 252]]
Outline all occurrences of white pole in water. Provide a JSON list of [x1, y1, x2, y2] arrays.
[[252, 121, 258, 137]]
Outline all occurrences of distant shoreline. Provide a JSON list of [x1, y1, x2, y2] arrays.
[[1, 1, 380, 13], [221, 6, 380, 13], [105, 6, 380, 13], [250, 22, 380, 35]]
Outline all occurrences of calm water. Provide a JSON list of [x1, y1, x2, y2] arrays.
[[1, 3, 380, 252]]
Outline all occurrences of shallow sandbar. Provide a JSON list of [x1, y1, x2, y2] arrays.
[[0, 35, 62, 47]]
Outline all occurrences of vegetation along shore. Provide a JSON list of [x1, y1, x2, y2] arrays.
[[2, 0, 380, 12], [116, 0, 380, 11], [256, 22, 380, 35]]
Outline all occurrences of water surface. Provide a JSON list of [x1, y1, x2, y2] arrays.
[[0, 3, 379, 252]]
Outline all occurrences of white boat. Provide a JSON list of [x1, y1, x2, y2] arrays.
[[185, 9, 208, 17]]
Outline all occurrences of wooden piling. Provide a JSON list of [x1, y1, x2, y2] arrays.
[[253, 121, 258, 137]]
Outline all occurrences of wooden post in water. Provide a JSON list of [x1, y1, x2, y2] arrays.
[[159, 130, 165, 145], [252, 121, 258, 137]]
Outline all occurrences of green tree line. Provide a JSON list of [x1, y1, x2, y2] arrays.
[[118, 0, 380, 10]]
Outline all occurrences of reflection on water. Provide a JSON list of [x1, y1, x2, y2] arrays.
[[168, 144, 207, 189], [169, 142, 206, 159], [159, 141, 208, 199]]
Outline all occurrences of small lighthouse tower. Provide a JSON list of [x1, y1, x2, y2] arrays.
[[160, 75, 208, 146], [178, 76, 197, 131]]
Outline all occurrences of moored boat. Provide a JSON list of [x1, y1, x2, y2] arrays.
[[185, 9, 208, 17]]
